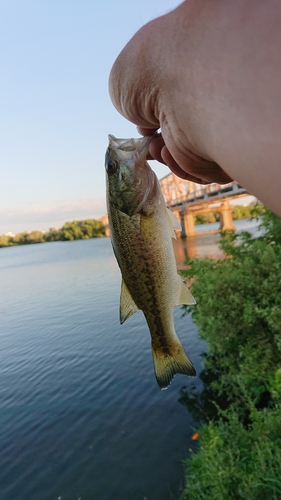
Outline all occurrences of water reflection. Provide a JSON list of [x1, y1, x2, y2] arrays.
[[173, 233, 223, 266], [173, 218, 261, 266]]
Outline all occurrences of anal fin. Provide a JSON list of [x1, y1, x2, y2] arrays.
[[175, 275, 196, 305]]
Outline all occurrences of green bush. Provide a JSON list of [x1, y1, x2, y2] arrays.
[[60, 219, 105, 240], [0, 235, 13, 247], [180, 391, 281, 500], [195, 212, 219, 225], [179, 209, 281, 499], [182, 210, 281, 407]]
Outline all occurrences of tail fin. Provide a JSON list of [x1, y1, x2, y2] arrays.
[[152, 342, 196, 390]]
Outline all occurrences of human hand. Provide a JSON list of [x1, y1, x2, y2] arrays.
[[138, 127, 232, 185], [109, 0, 281, 218], [109, 1, 232, 185]]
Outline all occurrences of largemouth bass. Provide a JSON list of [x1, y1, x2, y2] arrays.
[[105, 134, 196, 389]]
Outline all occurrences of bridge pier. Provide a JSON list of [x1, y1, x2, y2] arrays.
[[180, 208, 197, 238], [219, 201, 236, 231]]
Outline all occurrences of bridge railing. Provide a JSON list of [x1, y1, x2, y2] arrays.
[[166, 181, 246, 208]]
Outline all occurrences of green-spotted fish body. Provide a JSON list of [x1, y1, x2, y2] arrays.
[[105, 134, 196, 389]]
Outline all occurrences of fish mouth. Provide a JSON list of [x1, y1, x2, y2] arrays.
[[107, 133, 160, 216], [108, 134, 156, 163]]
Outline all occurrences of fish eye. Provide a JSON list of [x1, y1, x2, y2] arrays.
[[105, 158, 117, 175]]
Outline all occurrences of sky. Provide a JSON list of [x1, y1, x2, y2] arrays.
[[0, 0, 180, 234], [0, 0, 253, 235]]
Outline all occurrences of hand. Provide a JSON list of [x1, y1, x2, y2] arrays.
[[138, 127, 232, 185], [109, 1, 232, 185], [109, 0, 281, 217]]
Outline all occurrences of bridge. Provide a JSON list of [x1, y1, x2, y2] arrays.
[[101, 173, 250, 238], [159, 173, 248, 237]]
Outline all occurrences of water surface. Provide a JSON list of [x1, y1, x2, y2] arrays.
[[0, 238, 205, 500]]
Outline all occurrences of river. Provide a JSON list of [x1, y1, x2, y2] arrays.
[[0, 218, 260, 500]]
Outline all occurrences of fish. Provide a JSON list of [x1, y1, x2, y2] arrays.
[[105, 134, 196, 389]]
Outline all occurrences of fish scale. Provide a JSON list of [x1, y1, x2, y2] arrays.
[[105, 134, 196, 389]]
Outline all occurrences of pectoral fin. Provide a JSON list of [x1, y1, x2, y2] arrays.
[[165, 208, 181, 239], [119, 279, 139, 324], [175, 275, 196, 305]]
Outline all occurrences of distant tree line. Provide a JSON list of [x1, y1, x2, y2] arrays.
[[194, 203, 265, 225], [0, 219, 105, 248]]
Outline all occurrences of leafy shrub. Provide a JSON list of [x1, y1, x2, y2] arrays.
[[182, 210, 281, 407], [0, 235, 13, 247], [179, 209, 281, 499], [180, 392, 281, 500], [60, 219, 105, 240]]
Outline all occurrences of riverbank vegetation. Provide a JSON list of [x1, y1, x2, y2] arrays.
[[179, 208, 281, 499], [0, 219, 105, 247], [194, 202, 264, 225]]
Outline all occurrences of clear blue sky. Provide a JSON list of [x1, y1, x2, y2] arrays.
[[0, 0, 179, 234]]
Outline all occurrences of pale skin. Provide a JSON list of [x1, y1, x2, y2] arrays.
[[109, 0, 281, 217]]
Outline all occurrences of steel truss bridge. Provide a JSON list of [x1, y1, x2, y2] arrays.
[[159, 173, 249, 237]]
